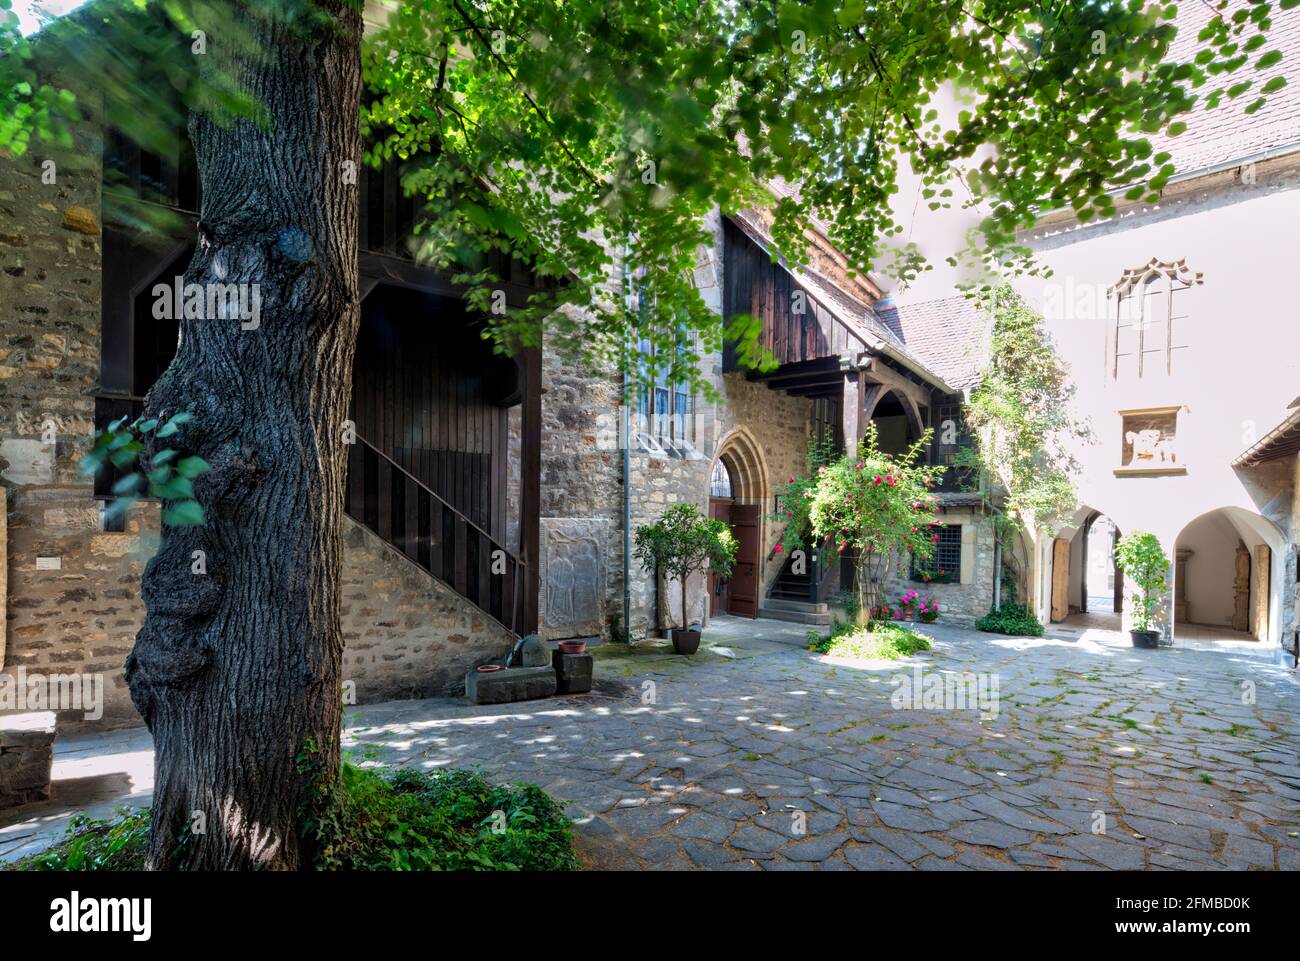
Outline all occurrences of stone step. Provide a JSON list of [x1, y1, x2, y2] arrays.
[[759, 604, 832, 626], [763, 597, 829, 614]]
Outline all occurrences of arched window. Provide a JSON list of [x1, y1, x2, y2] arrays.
[[1106, 258, 1202, 380], [710, 458, 734, 498]]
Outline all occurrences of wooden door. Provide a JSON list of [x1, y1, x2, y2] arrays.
[[1051, 537, 1070, 623], [1253, 544, 1271, 640], [708, 498, 732, 617], [728, 504, 760, 618]]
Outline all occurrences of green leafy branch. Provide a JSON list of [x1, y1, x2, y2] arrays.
[[80, 412, 209, 526]]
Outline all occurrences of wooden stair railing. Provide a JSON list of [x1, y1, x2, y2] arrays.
[[90, 401, 527, 636], [343, 435, 528, 636]]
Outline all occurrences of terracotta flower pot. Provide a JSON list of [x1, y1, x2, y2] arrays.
[[476, 664, 503, 673], [558, 640, 586, 654]]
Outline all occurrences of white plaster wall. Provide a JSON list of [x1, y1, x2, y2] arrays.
[[1013, 170, 1300, 643], [1176, 511, 1244, 627]]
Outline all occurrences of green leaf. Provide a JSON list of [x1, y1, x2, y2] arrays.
[[175, 455, 211, 479], [161, 500, 205, 526]]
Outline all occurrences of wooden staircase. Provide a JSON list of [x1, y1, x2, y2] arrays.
[[344, 434, 528, 636]]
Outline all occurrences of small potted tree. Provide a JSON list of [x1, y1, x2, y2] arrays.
[[634, 504, 737, 654], [1114, 531, 1170, 649]]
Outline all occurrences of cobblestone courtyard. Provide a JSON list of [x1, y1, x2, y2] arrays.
[[344, 618, 1300, 871], [4, 617, 1299, 870]]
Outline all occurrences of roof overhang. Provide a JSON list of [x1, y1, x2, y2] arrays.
[[1233, 399, 1300, 468]]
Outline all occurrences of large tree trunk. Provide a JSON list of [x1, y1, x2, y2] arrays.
[[125, 2, 363, 870]]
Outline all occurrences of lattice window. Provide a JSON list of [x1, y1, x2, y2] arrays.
[[710, 459, 733, 498], [911, 524, 962, 583], [1107, 258, 1202, 380], [634, 332, 697, 454]]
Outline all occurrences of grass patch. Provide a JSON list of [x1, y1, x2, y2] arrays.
[[808, 621, 932, 661], [12, 764, 579, 872]]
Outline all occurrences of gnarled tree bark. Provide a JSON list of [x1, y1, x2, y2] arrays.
[[125, 2, 363, 869]]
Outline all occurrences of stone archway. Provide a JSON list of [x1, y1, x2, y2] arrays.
[[1174, 507, 1285, 644], [1051, 505, 1123, 630], [709, 428, 771, 619]]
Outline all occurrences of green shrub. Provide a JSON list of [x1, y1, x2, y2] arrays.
[[11, 764, 579, 872], [11, 808, 150, 871], [1114, 531, 1169, 633], [976, 602, 1044, 637], [808, 621, 932, 660], [307, 764, 580, 871]]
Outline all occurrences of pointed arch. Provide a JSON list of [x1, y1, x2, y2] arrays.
[[712, 426, 770, 507]]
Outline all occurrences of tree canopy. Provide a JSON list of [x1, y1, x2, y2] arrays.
[[3, 1, 1291, 394]]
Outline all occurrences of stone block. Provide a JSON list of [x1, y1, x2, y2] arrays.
[[0, 711, 56, 808], [465, 666, 556, 704], [507, 633, 550, 667], [552, 650, 593, 695]]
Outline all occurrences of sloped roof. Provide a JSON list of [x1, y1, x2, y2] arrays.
[[1234, 397, 1300, 467], [729, 210, 957, 390], [875, 295, 990, 390], [1148, 5, 1300, 176]]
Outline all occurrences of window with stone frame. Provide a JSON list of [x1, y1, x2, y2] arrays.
[[634, 332, 697, 455], [910, 523, 962, 583], [1106, 258, 1202, 380]]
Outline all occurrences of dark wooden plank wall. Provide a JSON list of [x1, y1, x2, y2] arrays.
[[350, 286, 510, 543], [722, 217, 867, 373]]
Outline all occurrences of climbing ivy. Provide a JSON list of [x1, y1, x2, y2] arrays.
[[958, 284, 1086, 532]]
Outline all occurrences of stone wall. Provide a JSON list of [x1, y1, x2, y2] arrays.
[[340, 520, 516, 702], [536, 211, 815, 641], [1, 118, 537, 732], [881, 506, 997, 627], [0, 112, 144, 730]]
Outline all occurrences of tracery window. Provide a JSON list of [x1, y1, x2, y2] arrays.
[[1106, 258, 1202, 380]]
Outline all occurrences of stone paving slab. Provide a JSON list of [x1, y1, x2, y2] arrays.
[[342, 618, 1300, 871], [3, 618, 1298, 871]]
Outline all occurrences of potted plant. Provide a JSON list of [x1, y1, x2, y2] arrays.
[[634, 504, 737, 654], [1114, 531, 1170, 649]]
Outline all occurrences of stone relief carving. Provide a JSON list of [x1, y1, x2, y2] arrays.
[[540, 518, 609, 639], [1125, 428, 1177, 465]]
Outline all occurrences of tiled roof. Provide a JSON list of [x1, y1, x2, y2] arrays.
[[1148, 5, 1300, 176], [875, 296, 990, 390]]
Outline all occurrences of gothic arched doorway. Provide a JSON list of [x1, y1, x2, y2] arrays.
[[708, 430, 768, 619]]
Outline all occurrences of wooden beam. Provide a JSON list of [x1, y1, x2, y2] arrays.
[[862, 355, 933, 410], [520, 346, 542, 635], [841, 365, 862, 453], [785, 384, 846, 398]]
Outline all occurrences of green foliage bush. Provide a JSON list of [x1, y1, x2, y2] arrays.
[[12, 764, 579, 872], [12, 808, 150, 871], [307, 765, 580, 872], [976, 602, 1044, 637]]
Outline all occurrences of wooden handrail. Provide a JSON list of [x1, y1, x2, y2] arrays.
[[344, 433, 526, 636], [350, 432, 524, 565]]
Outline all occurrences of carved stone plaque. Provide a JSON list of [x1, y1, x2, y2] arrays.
[[540, 518, 609, 639]]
